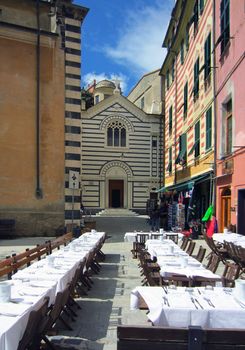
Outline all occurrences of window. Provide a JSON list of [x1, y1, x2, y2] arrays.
[[168, 147, 172, 173], [204, 32, 211, 80], [206, 107, 212, 150], [193, 0, 199, 33], [175, 133, 187, 165], [140, 97, 145, 109], [194, 121, 200, 157], [169, 106, 173, 135], [220, 0, 230, 54], [188, 121, 200, 157], [183, 82, 188, 118], [193, 57, 200, 100], [95, 95, 99, 104], [185, 25, 189, 52], [171, 59, 175, 82], [226, 100, 232, 154], [166, 70, 170, 90], [107, 120, 126, 147], [199, 0, 204, 14], [180, 39, 184, 64], [152, 140, 157, 148]]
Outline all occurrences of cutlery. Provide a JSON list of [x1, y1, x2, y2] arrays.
[[194, 298, 204, 309], [234, 298, 245, 309], [191, 297, 198, 309], [163, 296, 170, 307], [162, 286, 168, 294], [204, 297, 215, 308], [197, 288, 201, 295]]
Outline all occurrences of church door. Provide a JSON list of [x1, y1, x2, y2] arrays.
[[109, 180, 124, 208]]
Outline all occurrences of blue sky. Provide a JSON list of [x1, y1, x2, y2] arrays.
[[73, 0, 174, 95]]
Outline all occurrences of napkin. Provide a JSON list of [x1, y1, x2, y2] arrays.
[[18, 286, 47, 296], [167, 294, 195, 309]]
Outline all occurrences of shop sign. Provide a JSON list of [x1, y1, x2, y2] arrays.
[[222, 159, 234, 175]]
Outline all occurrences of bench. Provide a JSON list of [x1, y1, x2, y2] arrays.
[[0, 232, 73, 279], [117, 325, 245, 350], [0, 219, 15, 238]]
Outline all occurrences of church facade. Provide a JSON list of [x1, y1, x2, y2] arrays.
[[81, 81, 162, 214]]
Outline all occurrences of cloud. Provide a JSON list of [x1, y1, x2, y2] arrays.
[[83, 72, 128, 94], [104, 1, 173, 74]]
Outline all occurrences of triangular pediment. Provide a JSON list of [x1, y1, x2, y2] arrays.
[[83, 94, 160, 123]]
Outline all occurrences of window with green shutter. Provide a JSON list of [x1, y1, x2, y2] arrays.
[[169, 106, 173, 135], [166, 70, 170, 90], [199, 0, 204, 14], [184, 82, 188, 118], [193, 0, 199, 33], [180, 39, 184, 64], [176, 133, 187, 165], [193, 57, 199, 100], [168, 147, 172, 173], [220, 0, 230, 54], [204, 32, 211, 80], [185, 25, 189, 52], [206, 107, 212, 150], [171, 59, 175, 82], [194, 121, 200, 157]]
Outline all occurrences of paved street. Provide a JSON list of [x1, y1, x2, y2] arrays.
[[0, 216, 216, 350]]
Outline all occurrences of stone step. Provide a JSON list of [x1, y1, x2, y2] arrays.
[[95, 209, 139, 217]]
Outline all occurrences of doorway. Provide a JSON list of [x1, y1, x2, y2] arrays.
[[238, 189, 245, 235], [221, 187, 231, 232], [109, 180, 124, 208]]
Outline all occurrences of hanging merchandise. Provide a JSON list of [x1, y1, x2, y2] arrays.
[[201, 204, 214, 222]]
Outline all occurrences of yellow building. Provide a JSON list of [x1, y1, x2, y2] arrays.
[[160, 0, 214, 234], [0, 0, 88, 236]]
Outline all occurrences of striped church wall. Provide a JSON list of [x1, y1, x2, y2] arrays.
[[81, 102, 161, 211], [64, 17, 82, 226]]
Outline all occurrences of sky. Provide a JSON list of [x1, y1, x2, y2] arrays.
[[73, 0, 175, 95]]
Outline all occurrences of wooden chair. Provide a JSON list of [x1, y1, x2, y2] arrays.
[[192, 245, 206, 263], [186, 240, 196, 256], [221, 262, 240, 287], [17, 297, 50, 350], [166, 234, 178, 244], [180, 236, 190, 251], [117, 325, 245, 350], [204, 234, 228, 263], [151, 233, 162, 239]]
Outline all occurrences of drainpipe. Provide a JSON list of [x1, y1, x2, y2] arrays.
[[159, 74, 164, 191], [36, 0, 42, 198], [212, 0, 217, 211], [174, 53, 178, 189]]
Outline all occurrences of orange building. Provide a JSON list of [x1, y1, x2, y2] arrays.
[[160, 0, 215, 234], [0, 0, 88, 236]]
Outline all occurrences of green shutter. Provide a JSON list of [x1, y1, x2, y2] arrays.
[[199, 0, 204, 14], [180, 40, 184, 64], [194, 121, 200, 157], [206, 107, 212, 150], [169, 106, 172, 134], [184, 82, 188, 117], [194, 57, 199, 97], [204, 33, 211, 79]]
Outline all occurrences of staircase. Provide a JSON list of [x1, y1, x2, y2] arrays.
[[95, 208, 139, 217]]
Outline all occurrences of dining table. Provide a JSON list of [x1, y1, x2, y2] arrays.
[[0, 231, 105, 350], [130, 285, 245, 328], [124, 231, 183, 242], [213, 233, 245, 248]]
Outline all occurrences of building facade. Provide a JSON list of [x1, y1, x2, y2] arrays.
[[160, 0, 215, 232], [214, 0, 245, 233], [81, 80, 162, 214], [0, 0, 88, 235]]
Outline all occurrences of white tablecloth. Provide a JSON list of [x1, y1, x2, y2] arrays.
[[213, 233, 245, 247], [131, 286, 245, 328], [124, 232, 183, 243], [0, 231, 105, 350]]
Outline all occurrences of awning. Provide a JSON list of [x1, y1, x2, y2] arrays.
[[157, 172, 212, 193]]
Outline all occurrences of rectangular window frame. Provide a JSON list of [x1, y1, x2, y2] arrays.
[[194, 121, 200, 158], [169, 106, 173, 135], [226, 100, 232, 155], [206, 107, 212, 150], [220, 0, 230, 55], [204, 32, 211, 81], [184, 82, 188, 118], [193, 57, 200, 101]]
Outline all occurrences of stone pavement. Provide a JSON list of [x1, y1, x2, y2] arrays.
[[0, 217, 223, 350]]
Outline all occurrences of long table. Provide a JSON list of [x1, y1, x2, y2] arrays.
[[146, 239, 221, 282], [131, 286, 245, 328], [213, 233, 245, 248], [0, 231, 105, 350]]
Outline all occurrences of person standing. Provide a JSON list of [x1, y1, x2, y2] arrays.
[[150, 204, 160, 231], [159, 200, 168, 230]]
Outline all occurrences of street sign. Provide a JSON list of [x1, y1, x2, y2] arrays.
[[69, 170, 79, 189]]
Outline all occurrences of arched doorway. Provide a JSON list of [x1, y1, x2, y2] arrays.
[[221, 187, 231, 232]]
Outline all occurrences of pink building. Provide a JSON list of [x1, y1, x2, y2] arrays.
[[215, 0, 245, 233]]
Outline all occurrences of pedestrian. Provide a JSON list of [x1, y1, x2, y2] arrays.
[[159, 200, 168, 230], [150, 204, 160, 231]]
